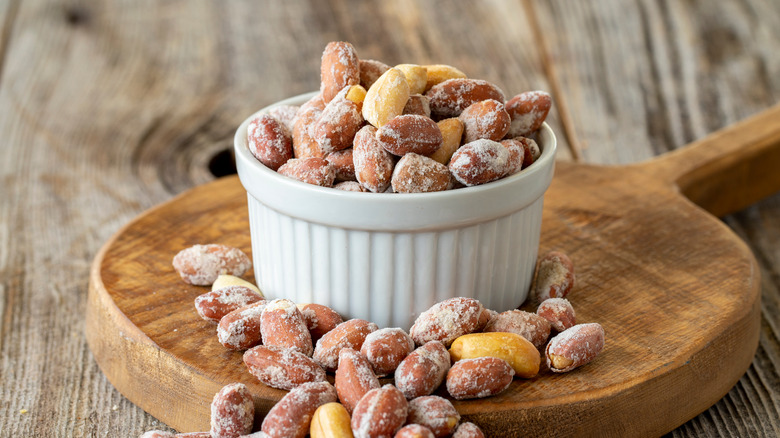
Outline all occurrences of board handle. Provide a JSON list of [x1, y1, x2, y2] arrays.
[[639, 104, 780, 217]]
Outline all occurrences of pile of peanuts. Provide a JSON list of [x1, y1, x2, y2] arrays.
[[148, 244, 605, 437], [246, 41, 551, 193]]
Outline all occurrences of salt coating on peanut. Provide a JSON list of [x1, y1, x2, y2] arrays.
[[409, 297, 485, 347], [210, 383, 254, 438], [173, 244, 251, 286], [546, 322, 605, 372], [406, 395, 461, 437]]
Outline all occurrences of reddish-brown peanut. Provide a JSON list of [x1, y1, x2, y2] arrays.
[[277, 157, 336, 187], [210, 383, 254, 438], [459, 99, 511, 143], [391, 153, 452, 194], [426, 78, 505, 118], [243, 345, 326, 390], [505, 91, 552, 137], [546, 323, 605, 373], [173, 244, 251, 286], [533, 250, 575, 302], [194, 286, 263, 323], [321, 41, 360, 103]]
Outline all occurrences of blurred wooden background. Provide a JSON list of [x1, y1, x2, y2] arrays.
[[1, 0, 778, 436]]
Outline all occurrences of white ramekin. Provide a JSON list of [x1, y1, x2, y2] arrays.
[[234, 92, 557, 329]]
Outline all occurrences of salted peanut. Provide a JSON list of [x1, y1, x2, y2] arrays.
[[546, 323, 605, 373], [428, 118, 463, 165], [353, 125, 395, 193], [533, 250, 575, 302], [537, 298, 576, 332], [483, 310, 552, 350], [448, 139, 509, 186], [426, 78, 505, 118], [292, 104, 324, 159], [297, 303, 344, 342], [409, 297, 485, 347], [449, 332, 540, 378], [313, 318, 379, 371], [351, 384, 408, 438], [278, 157, 336, 187], [377, 115, 442, 156], [334, 181, 369, 192], [403, 94, 431, 117], [212, 274, 262, 296], [476, 308, 497, 331], [321, 41, 360, 103], [313, 89, 364, 155], [247, 114, 294, 171], [447, 356, 515, 400], [176, 433, 212, 438], [173, 244, 251, 286], [194, 286, 263, 323], [268, 104, 300, 135], [517, 136, 541, 168], [310, 402, 354, 438], [452, 423, 485, 438], [261, 299, 314, 356], [218, 300, 268, 350], [261, 381, 338, 438], [210, 383, 254, 438], [394, 341, 451, 400], [335, 348, 381, 413], [359, 59, 391, 89], [243, 345, 326, 390], [423, 64, 467, 92], [395, 64, 428, 94], [446, 357, 515, 400], [504, 136, 540, 169], [360, 327, 415, 377], [505, 90, 552, 137], [363, 67, 411, 128], [459, 99, 511, 143], [391, 153, 452, 194], [346, 84, 368, 107], [407, 396, 460, 437], [395, 424, 435, 438], [326, 148, 356, 182], [499, 138, 525, 176]]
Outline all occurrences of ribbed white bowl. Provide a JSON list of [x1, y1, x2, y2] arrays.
[[234, 92, 557, 329]]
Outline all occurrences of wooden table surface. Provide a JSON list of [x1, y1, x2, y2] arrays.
[[1, 1, 778, 436]]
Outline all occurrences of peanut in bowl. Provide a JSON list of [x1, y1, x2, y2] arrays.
[[233, 91, 556, 329]]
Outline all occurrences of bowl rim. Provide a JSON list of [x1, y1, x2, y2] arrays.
[[234, 92, 557, 231]]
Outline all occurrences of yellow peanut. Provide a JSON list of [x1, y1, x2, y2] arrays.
[[429, 118, 464, 165], [362, 67, 410, 128], [345, 84, 367, 105], [310, 402, 354, 438], [449, 332, 540, 378], [423, 64, 467, 92], [395, 64, 428, 95], [211, 274, 263, 297]]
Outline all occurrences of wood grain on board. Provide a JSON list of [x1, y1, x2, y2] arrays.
[[1, 0, 779, 436]]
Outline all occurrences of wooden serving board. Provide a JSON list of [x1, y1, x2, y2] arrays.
[[86, 105, 780, 437]]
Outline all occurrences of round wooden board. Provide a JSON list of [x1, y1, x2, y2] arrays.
[[86, 161, 761, 436]]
